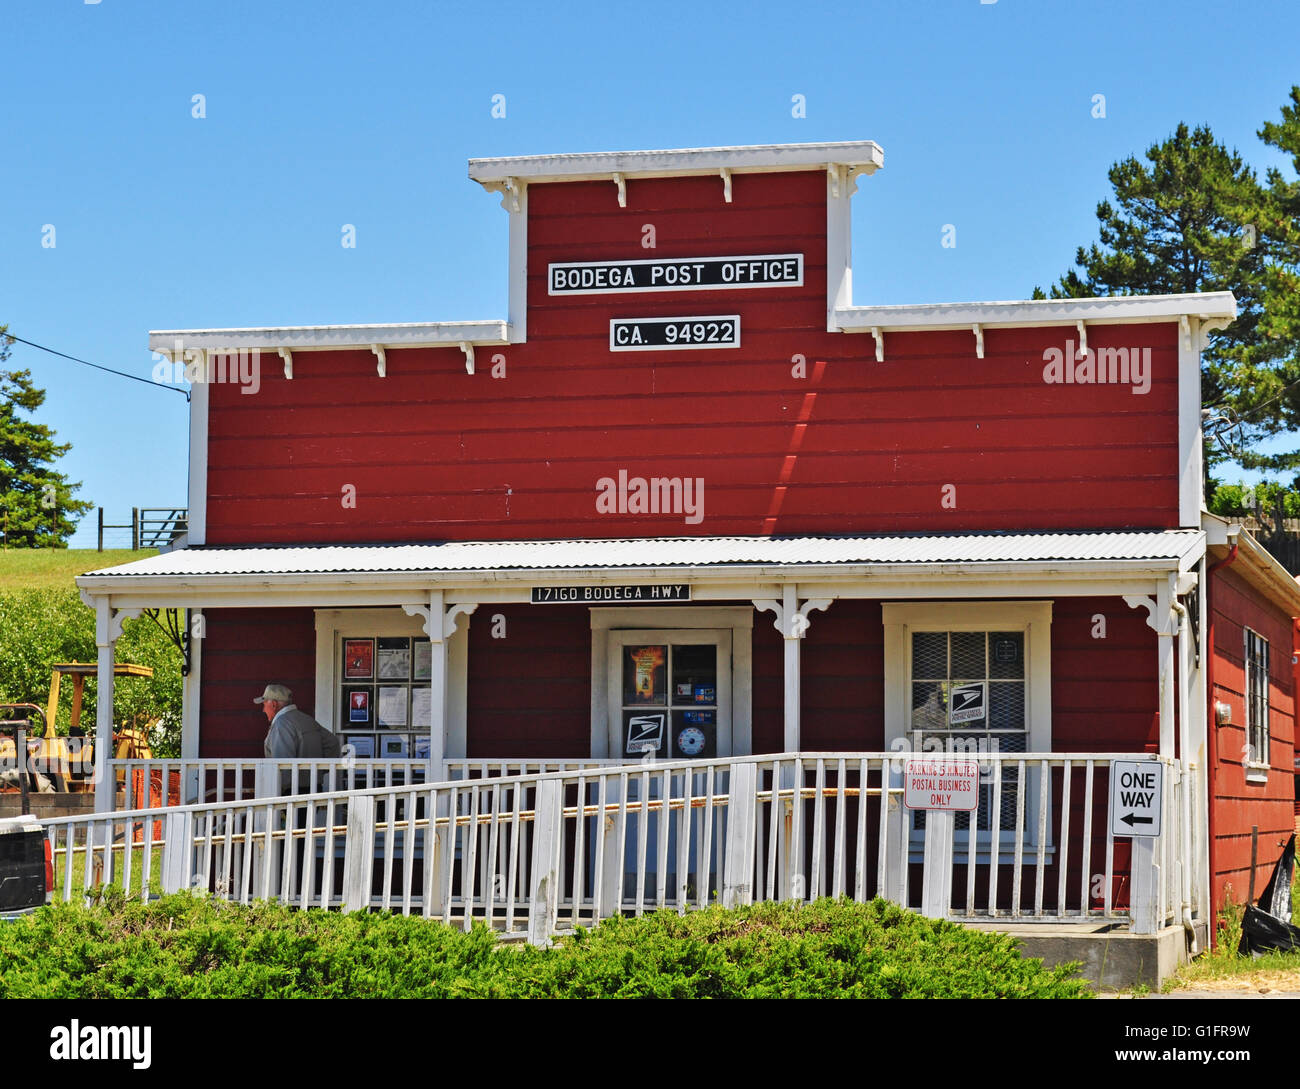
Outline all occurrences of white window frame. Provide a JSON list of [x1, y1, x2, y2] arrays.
[[1243, 626, 1270, 780], [883, 601, 1053, 860], [590, 606, 752, 759], [606, 630, 732, 759]]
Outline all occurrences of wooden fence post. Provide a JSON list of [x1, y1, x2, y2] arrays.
[[527, 778, 562, 946], [342, 795, 375, 912], [722, 762, 757, 909], [920, 810, 954, 919], [1130, 837, 1160, 934], [882, 759, 907, 905], [161, 810, 192, 894]]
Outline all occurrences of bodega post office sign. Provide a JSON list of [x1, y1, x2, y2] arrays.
[[548, 253, 803, 295]]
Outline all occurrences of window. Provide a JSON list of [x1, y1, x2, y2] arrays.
[[589, 606, 753, 759], [883, 602, 1052, 855], [1244, 627, 1270, 770], [910, 629, 1026, 831], [611, 635, 729, 759]]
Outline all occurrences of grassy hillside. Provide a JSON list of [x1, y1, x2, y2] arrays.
[[0, 549, 179, 754], [0, 549, 154, 592]]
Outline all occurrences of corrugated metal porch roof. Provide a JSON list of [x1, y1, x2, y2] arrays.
[[81, 530, 1204, 578]]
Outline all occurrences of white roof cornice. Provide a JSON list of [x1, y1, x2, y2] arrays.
[[148, 320, 509, 355], [468, 140, 884, 188], [834, 292, 1237, 334]]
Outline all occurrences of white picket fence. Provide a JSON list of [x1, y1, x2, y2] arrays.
[[47, 752, 1189, 941]]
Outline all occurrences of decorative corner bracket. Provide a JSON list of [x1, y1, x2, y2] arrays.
[[459, 342, 475, 375], [1123, 594, 1157, 631], [500, 176, 522, 213], [371, 344, 386, 378], [972, 323, 984, 360], [611, 172, 627, 208], [143, 608, 192, 677], [279, 347, 293, 380], [719, 168, 733, 204], [752, 596, 832, 639], [871, 326, 885, 363], [1076, 321, 1088, 358]]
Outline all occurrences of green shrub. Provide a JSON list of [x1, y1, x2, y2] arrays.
[[0, 893, 1090, 999], [0, 588, 182, 755]]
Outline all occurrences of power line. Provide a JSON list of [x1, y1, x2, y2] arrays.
[[1, 331, 190, 400]]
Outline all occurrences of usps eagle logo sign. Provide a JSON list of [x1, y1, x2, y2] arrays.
[[948, 683, 986, 725]]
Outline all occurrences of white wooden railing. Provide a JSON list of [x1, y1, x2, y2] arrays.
[[107, 758, 431, 811], [47, 752, 1192, 941]]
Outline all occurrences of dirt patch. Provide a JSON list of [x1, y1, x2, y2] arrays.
[[1177, 968, 1300, 992]]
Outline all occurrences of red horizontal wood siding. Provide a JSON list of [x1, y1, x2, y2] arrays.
[[198, 607, 316, 757], [465, 604, 591, 758], [1210, 565, 1297, 916], [203, 170, 1182, 545]]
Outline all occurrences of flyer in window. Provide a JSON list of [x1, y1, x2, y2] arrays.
[[410, 686, 432, 729], [382, 735, 409, 757], [626, 645, 666, 705], [378, 637, 411, 680], [412, 638, 432, 681], [343, 639, 374, 680], [346, 735, 375, 758], [413, 735, 431, 760], [345, 688, 371, 724], [377, 686, 408, 727]]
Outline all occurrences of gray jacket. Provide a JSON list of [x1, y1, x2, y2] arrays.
[[264, 705, 342, 759]]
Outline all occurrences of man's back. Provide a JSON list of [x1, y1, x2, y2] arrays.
[[265, 706, 341, 759]]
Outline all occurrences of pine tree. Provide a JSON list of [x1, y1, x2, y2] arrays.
[[1032, 122, 1286, 471], [0, 328, 95, 547]]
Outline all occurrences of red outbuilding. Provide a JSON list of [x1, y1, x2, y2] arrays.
[[72, 140, 1300, 983]]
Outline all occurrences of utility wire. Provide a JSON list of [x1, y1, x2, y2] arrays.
[[1, 332, 190, 400]]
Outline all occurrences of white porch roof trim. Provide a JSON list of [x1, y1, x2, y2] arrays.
[[468, 140, 885, 188], [78, 530, 1203, 589], [148, 320, 510, 355], [833, 292, 1238, 336]]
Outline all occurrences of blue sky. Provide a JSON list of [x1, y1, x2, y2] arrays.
[[2, 0, 1297, 546]]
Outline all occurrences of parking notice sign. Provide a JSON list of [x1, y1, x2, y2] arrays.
[[903, 757, 980, 811], [1109, 761, 1163, 837]]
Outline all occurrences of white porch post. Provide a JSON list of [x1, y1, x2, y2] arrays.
[[93, 598, 117, 814], [181, 609, 203, 761], [429, 590, 448, 777], [1156, 575, 1177, 758], [782, 585, 800, 752], [402, 593, 478, 782], [753, 587, 831, 756]]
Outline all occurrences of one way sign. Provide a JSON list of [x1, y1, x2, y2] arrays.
[[1109, 761, 1163, 838]]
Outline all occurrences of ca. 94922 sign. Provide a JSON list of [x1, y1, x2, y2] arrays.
[[548, 253, 803, 295], [610, 315, 740, 352]]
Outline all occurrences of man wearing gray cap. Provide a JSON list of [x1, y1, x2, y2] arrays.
[[255, 684, 342, 760]]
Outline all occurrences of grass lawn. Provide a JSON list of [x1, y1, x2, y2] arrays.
[[48, 836, 165, 901], [0, 549, 155, 592]]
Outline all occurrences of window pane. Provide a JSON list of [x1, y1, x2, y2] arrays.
[[912, 632, 947, 680], [911, 682, 946, 731], [624, 645, 667, 706], [951, 631, 985, 680], [672, 644, 716, 706], [989, 682, 1025, 732], [989, 632, 1024, 679]]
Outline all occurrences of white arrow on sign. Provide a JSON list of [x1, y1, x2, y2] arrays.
[[1109, 760, 1163, 838]]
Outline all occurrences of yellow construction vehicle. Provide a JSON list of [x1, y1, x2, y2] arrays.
[[0, 663, 155, 793]]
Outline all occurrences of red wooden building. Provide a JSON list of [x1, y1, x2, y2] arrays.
[[75, 140, 1300, 968]]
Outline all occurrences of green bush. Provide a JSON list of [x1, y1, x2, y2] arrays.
[[0, 893, 1091, 999], [0, 588, 182, 755]]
